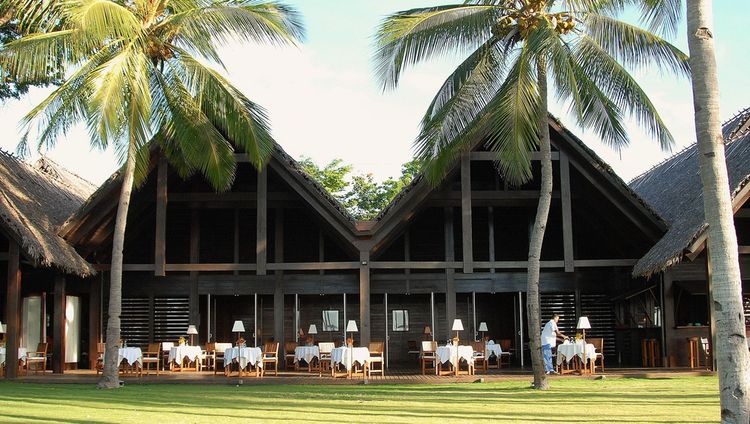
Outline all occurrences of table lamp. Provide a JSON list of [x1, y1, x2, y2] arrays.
[[451, 319, 464, 345], [232, 320, 245, 347], [576, 316, 591, 340], [186, 325, 198, 346], [346, 320, 358, 347], [478, 322, 488, 342], [423, 325, 432, 341], [308, 324, 318, 345]]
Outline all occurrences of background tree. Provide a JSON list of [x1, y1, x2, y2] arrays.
[[2, 0, 303, 388], [374, 0, 687, 388]]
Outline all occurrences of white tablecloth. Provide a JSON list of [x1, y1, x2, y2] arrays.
[[0, 347, 28, 366], [295, 346, 320, 364], [224, 347, 263, 369], [436, 345, 475, 368], [485, 344, 503, 358], [556, 341, 597, 365], [118, 347, 143, 366], [331, 347, 370, 371], [169, 345, 203, 364]]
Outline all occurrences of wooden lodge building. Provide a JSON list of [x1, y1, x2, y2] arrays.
[[2, 111, 749, 376]]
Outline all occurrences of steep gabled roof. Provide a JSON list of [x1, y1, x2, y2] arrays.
[[630, 107, 750, 277], [0, 150, 96, 276]]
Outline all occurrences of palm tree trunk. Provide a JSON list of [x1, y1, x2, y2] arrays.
[[97, 141, 137, 389], [528, 56, 552, 390], [686, 1, 750, 421]]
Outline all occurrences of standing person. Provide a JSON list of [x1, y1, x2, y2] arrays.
[[541, 315, 566, 375]]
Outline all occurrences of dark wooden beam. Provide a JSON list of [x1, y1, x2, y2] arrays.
[[256, 167, 268, 276], [189, 210, 199, 326], [470, 151, 560, 161], [5, 240, 21, 379], [444, 207, 456, 339], [738, 246, 750, 254], [274, 208, 284, 345], [560, 152, 574, 272], [429, 190, 561, 201], [488, 207, 495, 274], [460, 153, 473, 273], [370, 261, 463, 269], [359, 250, 371, 346], [53, 275, 65, 374], [88, 277, 101, 370], [318, 230, 325, 276], [154, 156, 168, 277], [168, 192, 296, 202], [573, 259, 637, 267]]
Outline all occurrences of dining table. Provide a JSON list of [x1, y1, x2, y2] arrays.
[[117, 347, 143, 375], [556, 340, 597, 373], [294, 346, 320, 371], [168, 345, 203, 371], [223, 346, 263, 377], [0, 347, 28, 368], [436, 345, 475, 375], [330, 346, 370, 378]]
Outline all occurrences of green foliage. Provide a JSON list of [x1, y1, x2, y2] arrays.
[[299, 156, 420, 220], [0, 0, 304, 188]]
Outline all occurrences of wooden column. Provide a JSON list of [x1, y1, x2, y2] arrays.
[[444, 207, 456, 340], [488, 207, 495, 274], [404, 231, 411, 292], [560, 152, 575, 272], [5, 241, 21, 379], [274, 208, 284, 345], [189, 210, 200, 326], [233, 208, 240, 276], [52, 275, 66, 374], [460, 153, 474, 273], [662, 271, 676, 366], [359, 250, 371, 347], [256, 167, 268, 276], [88, 277, 101, 369], [154, 155, 168, 277]]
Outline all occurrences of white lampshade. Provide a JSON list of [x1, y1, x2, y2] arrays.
[[186, 325, 198, 335], [577, 316, 592, 330], [231, 320, 245, 333], [478, 322, 488, 332], [452, 319, 464, 332], [308, 324, 318, 335], [346, 320, 358, 333]]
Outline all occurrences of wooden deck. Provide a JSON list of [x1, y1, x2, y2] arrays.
[[9, 366, 714, 385]]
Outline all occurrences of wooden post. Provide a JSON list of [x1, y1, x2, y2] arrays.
[[560, 152, 574, 272], [445, 207, 456, 340], [5, 240, 21, 379], [488, 207, 495, 274], [359, 250, 371, 347], [189, 210, 200, 326], [460, 153, 474, 273], [154, 155, 168, 277], [662, 271, 676, 366], [274, 208, 284, 346], [256, 166, 268, 276], [233, 208, 240, 276], [53, 275, 66, 374], [88, 277, 101, 369]]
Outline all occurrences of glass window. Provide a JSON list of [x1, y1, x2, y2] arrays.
[[322, 310, 339, 332], [392, 310, 409, 332]]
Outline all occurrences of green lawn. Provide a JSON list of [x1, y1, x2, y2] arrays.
[[0, 377, 718, 423]]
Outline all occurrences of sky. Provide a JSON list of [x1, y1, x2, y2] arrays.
[[0, 1, 748, 186]]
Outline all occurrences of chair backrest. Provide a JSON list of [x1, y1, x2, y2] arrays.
[[319, 342, 335, 354], [499, 339, 512, 351], [700, 337, 710, 353], [471, 341, 484, 353], [407, 340, 418, 351], [368, 341, 384, 354], [37, 343, 48, 354], [147, 342, 161, 353], [215, 342, 233, 352], [162, 342, 174, 352], [284, 341, 297, 353], [588, 337, 604, 352], [264, 342, 279, 355], [205, 342, 215, 352], [421, 340, 436, 353]]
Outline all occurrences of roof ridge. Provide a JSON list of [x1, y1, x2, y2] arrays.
[[35, 155, 97, 190], [629, 143, 696, 185]]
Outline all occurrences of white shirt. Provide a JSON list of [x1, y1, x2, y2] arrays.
[[541, 320, 559, 347]]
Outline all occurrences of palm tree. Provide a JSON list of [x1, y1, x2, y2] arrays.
[[1, 0, 303, 388], [374, 0, 687, 389]]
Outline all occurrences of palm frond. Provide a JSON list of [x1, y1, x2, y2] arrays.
[[64, 0, 141, 40], [373, 5, 501, 90], [638, 0, 683, 38], [583, 12, 689, 76]]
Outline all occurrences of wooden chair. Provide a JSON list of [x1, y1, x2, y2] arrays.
[[367, 341, 385, 377], [588, 338, 604, 373], [202, 343, 216, 371], [318, 342, 335, 377], [261, 342, 279, 377], [161, 342, 174, 370], [407, 340, 420, 361], [420, 340, 437, 375], [284, 341, 298, 370], [212, 342, 232, 375], [142, 342, 161, 376], [499, 339, 513, 367], [25, 343, 48, 375], [471, 341, 488, 372], [700, 337, 712, 369], [95, 342, 106, 375]]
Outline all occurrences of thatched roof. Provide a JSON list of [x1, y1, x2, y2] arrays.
[[0, 150, 96, 276], [630, 107, 750, 277]]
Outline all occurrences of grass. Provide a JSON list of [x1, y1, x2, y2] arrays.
[[0, 376, 719, 423]]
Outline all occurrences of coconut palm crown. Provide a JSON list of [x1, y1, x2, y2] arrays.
[[374, 0, 688, 185], [2, 0, 304, 188]]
